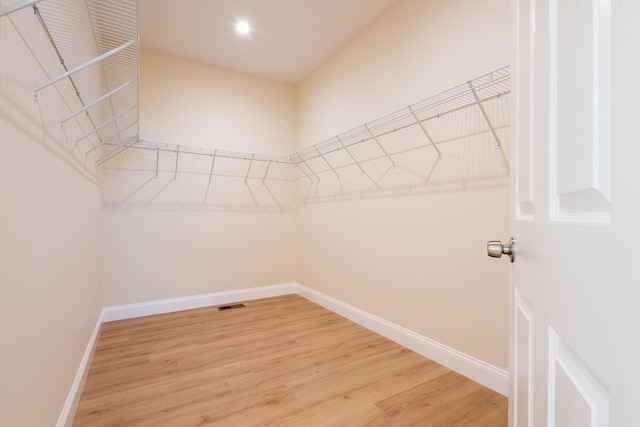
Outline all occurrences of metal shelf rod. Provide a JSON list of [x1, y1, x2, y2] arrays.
[[408, 105, 442, 160], [244, 154, 254, 185], [61, 77, 136, 125], [74, 103, 136, 149], [35, 38, 135, 94], [262, 160, 272, 185], [364, 124, 395, 168], [208, 150, 217, 183], [85, 119, 137, 156], [468, 80, 510, 173], [0, 0, 43, 18], [174, 145, 179, 180], [314, 145, 340, 180], [337, 136, 366, 175]]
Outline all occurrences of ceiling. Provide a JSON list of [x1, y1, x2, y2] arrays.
[[138, 0, 399, 85]]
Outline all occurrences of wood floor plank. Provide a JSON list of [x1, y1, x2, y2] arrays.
[[72, 294, 507, 426]]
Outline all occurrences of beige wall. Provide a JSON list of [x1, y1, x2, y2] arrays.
[[102, 210, 296, 305], [101, 50, 297, 306], [140, 49, 296, 155], [0, 12, 103, 427], [295, 0, 511, 369]]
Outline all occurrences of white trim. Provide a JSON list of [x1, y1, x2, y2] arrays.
[[84, 281, 507, 407], [102, 283, 297, 322], [294, 283, 509, 396], [56, 310, 103, 427]]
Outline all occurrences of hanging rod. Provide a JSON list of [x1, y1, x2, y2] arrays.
[[0, 0, 42, 18], [74, 104, 137, 149], [60, 77, 136, 125], [35, 38, 136, 95]]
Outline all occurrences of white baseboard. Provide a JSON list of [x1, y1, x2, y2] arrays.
[[57, 310, 103, 427], [102, 283, 297, 322], [294, 283, 509, 396], [93, 282, 508, 399]]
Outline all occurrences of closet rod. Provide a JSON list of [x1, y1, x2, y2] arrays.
[[0, 0, 42, 18], [35, 38, 136, 95], [85, 119, 137, 156], [60, 77, 136, 125], [74, 103, 137, 149]]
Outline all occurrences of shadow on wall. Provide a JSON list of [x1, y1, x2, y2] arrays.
[[101, 74, 511, 215], [100, 107, 510, 215], [1, 3, 139, 187], [1, 78, 101, 186]]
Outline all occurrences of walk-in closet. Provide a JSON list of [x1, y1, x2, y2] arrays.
[[1, 0, 511, 425]]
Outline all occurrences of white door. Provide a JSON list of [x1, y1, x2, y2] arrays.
[[509, 0, 640, 426]]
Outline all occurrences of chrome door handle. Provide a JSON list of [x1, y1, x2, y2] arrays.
[[487, 237, 515, 262]]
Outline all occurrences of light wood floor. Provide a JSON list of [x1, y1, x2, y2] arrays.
[[73, 295, 507, 426]]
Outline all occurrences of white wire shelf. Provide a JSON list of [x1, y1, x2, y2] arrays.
[[2, 0, 510, 212], [100, 66, 510, 212], [2, 0, 139, 165]]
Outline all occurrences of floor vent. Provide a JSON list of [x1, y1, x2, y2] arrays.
[[217, 303, 246, 311]]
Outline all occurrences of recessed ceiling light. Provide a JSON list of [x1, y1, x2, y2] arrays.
[[235, 20, 251, 35]]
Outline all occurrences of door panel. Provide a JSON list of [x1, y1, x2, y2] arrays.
[[515, 0, 535, 218], [514, 290, 534, 426], [510, 0, 640, 425], [550, 0, 611, 219], [549, 327, 610, 427]]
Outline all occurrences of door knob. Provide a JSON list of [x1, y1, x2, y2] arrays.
[[487, 237, 515, 262]]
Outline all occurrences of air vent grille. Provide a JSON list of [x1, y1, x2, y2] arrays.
[[217, 303, 246, 311]]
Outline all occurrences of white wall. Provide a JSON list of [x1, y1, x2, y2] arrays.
[[295, 0, 511, 369], [101, 50, 297, 306], [0, 10, 103, 427]]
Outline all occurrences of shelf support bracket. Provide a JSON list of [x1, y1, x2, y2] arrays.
[[314, 145, 340, 180], [291, 156, 313, 184], [174, 146, 180, 181], [262, 160, 272, 186], [295, 153, 320, 183], [208, 150, 217, 183], [35, 39, 136, 96], [155, 146, 159, 178], [409, 105, 442, 160], [364, 124, 395, 169], [244, 154, 254, 185], [468, 80, 502, 149], [336, 135, 366, 175], [336, 136, 380, 190], [468, 80, 510, 172]]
